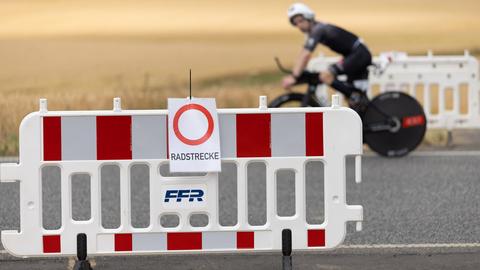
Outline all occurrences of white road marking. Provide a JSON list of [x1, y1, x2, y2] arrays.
[[363, 150, 480, 157], [411, 151, 480, 157], [339, 243, 480, 249]]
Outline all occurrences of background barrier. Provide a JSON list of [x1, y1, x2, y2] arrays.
[[309, 51, 480, 130], [0, 97, 363, 258]]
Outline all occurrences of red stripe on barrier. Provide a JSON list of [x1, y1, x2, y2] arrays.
[[43, 235, 61, 253], [115, 233, 132, 251], [236, 114, 271, 157], [97, 116, 132, 160], [43, 117, 62, 161], [167, 232, 202, 250], [305, 113, 324, 156], [236, 232, 254, 249], [307, 229, 325, 247]]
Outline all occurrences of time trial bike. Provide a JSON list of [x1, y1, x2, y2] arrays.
[[269, 58, 427, 157]]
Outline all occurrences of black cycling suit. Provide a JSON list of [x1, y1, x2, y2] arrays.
[[304, 21, 372, 97]]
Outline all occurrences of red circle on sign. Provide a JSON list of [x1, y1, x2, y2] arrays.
[[173, 103, 214, 146]]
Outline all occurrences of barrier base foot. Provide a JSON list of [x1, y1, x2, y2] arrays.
[[73, 260, 93, 270]]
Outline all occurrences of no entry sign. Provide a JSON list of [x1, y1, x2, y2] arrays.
[[168, 98, 221, 172]]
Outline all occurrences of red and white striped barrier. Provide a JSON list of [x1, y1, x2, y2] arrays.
[[0, 96, 363, 257]]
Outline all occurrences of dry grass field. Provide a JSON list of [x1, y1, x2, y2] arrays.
[[0, 0, 479, 155]]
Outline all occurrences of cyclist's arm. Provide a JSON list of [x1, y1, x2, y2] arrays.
[[292, 24, 323, 78], [292, 48, 312, 78]]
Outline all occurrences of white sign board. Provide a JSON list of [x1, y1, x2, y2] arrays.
[[168, 98, 221, 172]]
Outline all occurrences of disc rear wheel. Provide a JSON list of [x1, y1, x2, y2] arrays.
[[363, 92, 426, 157]]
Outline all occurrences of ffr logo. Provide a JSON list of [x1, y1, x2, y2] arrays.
[[164, 189, 205, 203]]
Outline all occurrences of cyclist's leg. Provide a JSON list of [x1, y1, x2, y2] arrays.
[[335, 43, 372, 95], [330, 79, 361, 97], [342, 43, 372, 75], [321, 44, 372, 100], [330, 44, 371, 112], [322, 68, 369, 114], [320, 67, 363, 98], [320, 59, 354, 97]]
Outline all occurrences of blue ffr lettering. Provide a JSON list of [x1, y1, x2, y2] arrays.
[[164, 190, 178, 202], [164, 189, 205, 203], [177, 190, 190, 202], [188, 189, 204, 202]]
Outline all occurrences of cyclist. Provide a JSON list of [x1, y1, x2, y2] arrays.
[[282, 2, 371, 112]]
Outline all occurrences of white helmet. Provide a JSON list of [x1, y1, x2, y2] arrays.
[[287, 3, 315, 25]]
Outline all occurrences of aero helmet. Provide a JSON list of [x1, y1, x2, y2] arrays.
[[287, 3, 315, 25]]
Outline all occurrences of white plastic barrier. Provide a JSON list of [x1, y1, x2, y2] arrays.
[[308, 51, 480, 130], [0, 97, 363, 257]]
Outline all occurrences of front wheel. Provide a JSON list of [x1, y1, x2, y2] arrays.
[[268, 93, 321, 108], [363, 92, 427, 157]]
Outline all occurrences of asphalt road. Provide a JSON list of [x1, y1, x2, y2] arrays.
[[1, 152, 480, 269]]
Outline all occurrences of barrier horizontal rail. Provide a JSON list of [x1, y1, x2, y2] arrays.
[[309, 50, 480, 130]]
